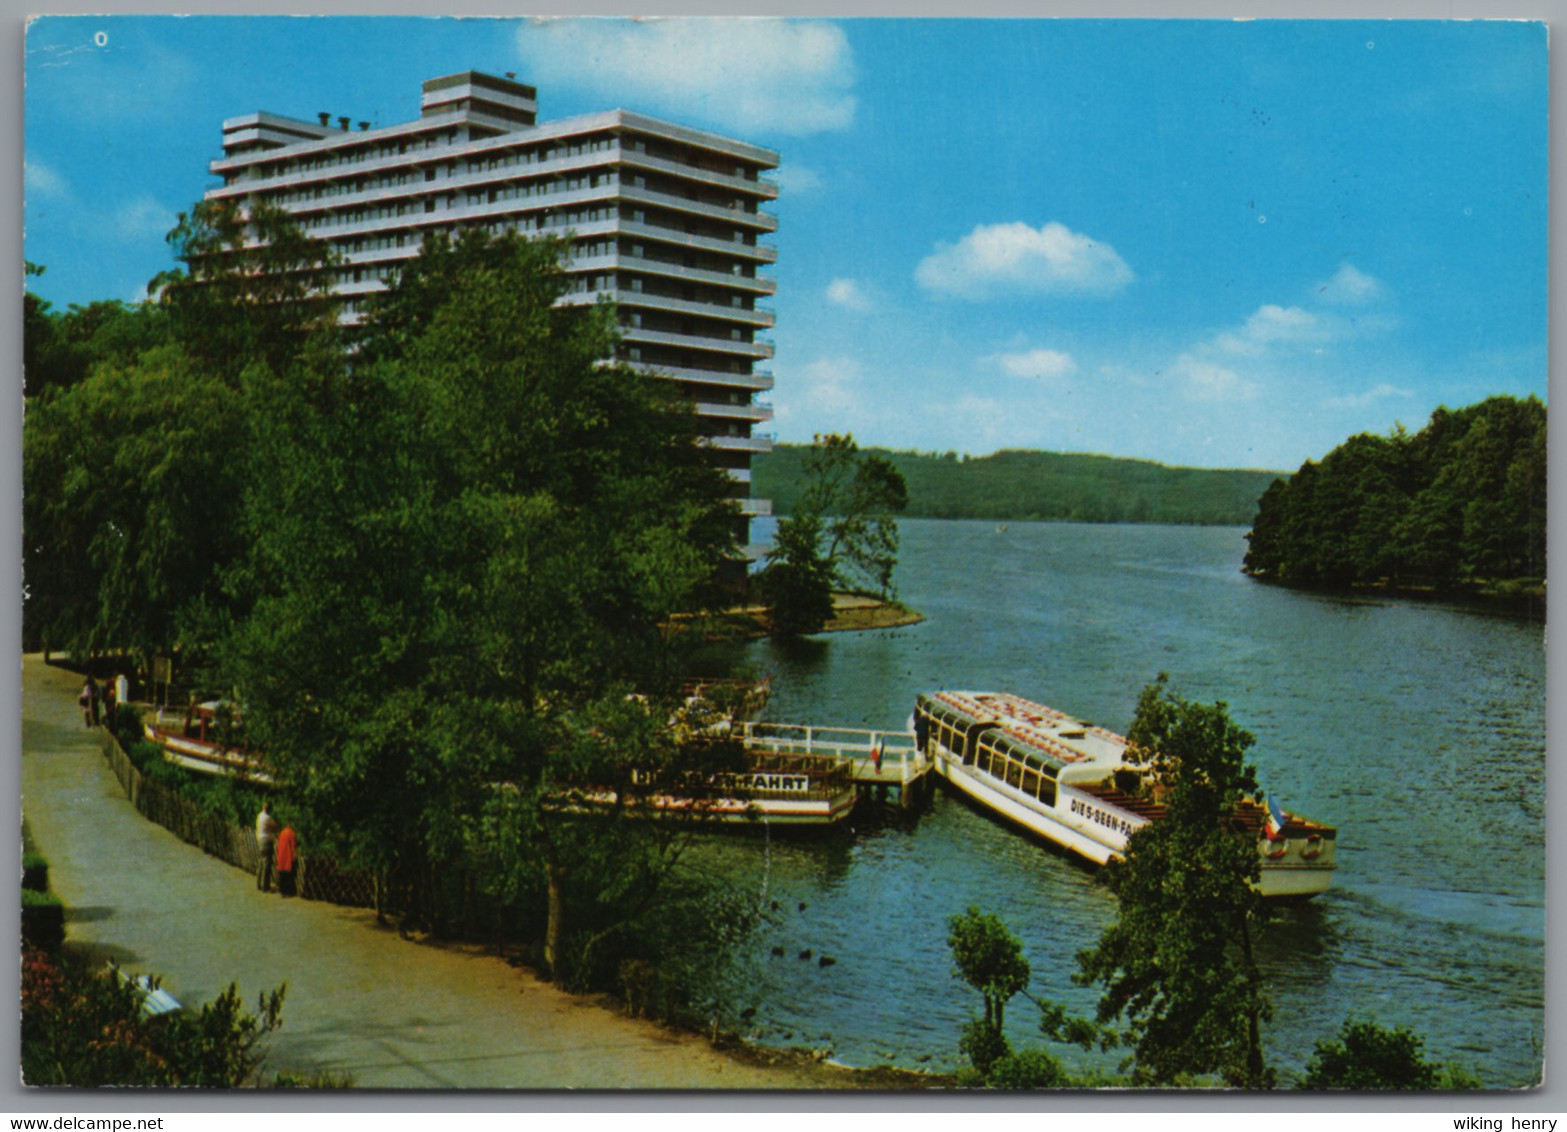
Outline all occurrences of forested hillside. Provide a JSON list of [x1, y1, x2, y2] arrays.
[[753, 446, 1283, 526], [1243, 395, 1546, 590]]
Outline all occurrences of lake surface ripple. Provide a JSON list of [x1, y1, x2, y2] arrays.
[[696, 519, 1545, 1086]]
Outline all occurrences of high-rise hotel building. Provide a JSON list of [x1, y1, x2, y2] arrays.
[[206, 71, 777, 555]]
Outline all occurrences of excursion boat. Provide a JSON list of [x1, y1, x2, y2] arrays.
[[142, 701, 276, 784], [556, 750, 858, 828], [914, 690, 1336, 900]]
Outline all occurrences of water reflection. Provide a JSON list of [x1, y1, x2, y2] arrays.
[[693, 520, 1544, 1085]]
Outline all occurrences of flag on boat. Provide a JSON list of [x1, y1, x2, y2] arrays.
[[1265, 795, 1287, 840]]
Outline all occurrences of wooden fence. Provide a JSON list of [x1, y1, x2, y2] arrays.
[[98, 729, 378, 909]]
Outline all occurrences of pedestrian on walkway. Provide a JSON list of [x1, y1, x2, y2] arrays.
[[256, 802, 280, 891], [275, 824, 298, 899], [78, 679, 96, 728]]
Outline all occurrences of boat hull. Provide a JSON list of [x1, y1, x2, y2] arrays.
[[929, 737, 1334, 900]]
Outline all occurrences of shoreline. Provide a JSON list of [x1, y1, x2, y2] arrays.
[[698, 593, 926, 640], [22, 652, 948, 1090]]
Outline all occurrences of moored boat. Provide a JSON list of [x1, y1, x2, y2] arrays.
[[557, 750, 858, 828], [142, 701, 276, 784], [914, 690, 1336, 899]]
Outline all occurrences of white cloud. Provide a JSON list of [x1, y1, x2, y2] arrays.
[[774, 356, 868, 424], [773, 164, 822, 193], [1317, 264, 1384, 305], [113, 197, 174, 242], [24, 160, 67, 198], [515, 18, 855, 135], [915, 221, 1134, 300], [825, 277, 870, 311], [1242, 304, 1320, 343], [1174, 354, 1257, 402], [991, 348, 1077, 381], [1214, 304, 1324, 355], [1323, 382, 1413, 410]]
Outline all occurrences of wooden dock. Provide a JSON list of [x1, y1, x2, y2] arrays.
[[736, 721, 932, 809]]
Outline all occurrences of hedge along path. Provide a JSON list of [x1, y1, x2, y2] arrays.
[[20, 654, 844, 1089], [95, 718, 378, 909]]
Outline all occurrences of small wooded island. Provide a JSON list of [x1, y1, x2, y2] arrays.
[[1242, 395, 1545, 599]]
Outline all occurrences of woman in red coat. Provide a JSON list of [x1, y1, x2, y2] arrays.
[[274, 825, 298, 898]]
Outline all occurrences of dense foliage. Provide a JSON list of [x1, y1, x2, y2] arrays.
[[758, 434, 907, 635], [22, 947, 288, 1087], [1299, 1019, 1439, 1090], [1244, 396, 1546, 589], [754, 445, 1280, 526], [26, 214, 763, 1010], [947, 907, 1035, 1077], [1069, 675, 1273, 1088], [953, 680, 1486, 1091]]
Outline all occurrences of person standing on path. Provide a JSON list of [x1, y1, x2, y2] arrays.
[[78, 679, 96, 728], [256, 802, 280, 892], [275, 824, 298, 898]]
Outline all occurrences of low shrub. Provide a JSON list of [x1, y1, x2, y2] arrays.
[[21, 889, 64, 951], [22, 946, 294, 1087], [141, 756, 189, 789], [21, 852, 49, 892], [126, 738, 167, 774], [109, 703, 143, 749]]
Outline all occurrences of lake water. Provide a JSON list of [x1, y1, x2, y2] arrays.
[[696, 518, 1547, 1086]]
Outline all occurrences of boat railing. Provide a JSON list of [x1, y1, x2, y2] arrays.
[[741, 721, 916, 754]]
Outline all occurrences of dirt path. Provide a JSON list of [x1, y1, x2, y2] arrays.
[[19, 654, 857, 1090]]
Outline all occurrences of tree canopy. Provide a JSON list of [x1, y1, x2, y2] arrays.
[[219, 230, 740, 955], [26, 214, 755, 991], [754, 444, 1282, 526], [948, 906, 1032, 1074], [1244, 396, 1546, 590], [1072, 675, 1274, 1088], [758, 433, 907, 635], [1299, 1019, 1440, 1090]]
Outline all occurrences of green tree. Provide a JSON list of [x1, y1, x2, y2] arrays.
[[1299, 1019, 1439, 1090], [222, 230, 741, 963], [1246, 395, 1545, 591], [948, 906, 1032, 1075], [151, 198, 341, 376], [1074, 675, 1274, 1088], [758, 433, 907, 635], [796, 433, 908, 596], [757, 511, 836, 636], [22, 345, 247, 662]]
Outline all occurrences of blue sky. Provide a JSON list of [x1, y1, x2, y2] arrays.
[[24, 16, 1547, 470]]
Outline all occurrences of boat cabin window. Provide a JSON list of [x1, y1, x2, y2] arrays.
[[973, 732, 1059, 806]]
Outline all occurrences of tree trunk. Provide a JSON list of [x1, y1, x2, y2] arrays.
[[1239, 915, 1267, 1087], [544, 857, 565, 982]]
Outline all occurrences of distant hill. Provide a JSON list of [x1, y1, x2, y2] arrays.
[[753, 446, 1285, 526]]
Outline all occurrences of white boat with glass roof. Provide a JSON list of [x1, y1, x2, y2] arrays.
[[913, 690, 1336, 900]]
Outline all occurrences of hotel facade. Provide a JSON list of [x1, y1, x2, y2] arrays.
[[205, 71, 778, 553]]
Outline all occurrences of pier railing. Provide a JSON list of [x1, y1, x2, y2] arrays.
[[736, 722, 928, 787]]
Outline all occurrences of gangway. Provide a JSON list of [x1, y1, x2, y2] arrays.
[[736, 722, 932, 809]]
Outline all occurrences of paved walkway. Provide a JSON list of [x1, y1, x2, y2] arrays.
[[20, 654, 840, 1090]]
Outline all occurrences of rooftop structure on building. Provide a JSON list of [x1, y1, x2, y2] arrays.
[[207, 71, 778, 555]]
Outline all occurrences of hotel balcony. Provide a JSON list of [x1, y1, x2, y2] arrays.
[[619, 185, 776, 234], [566, 251, 775, 296], [704, 434, 775, 454], [628, 363, 773, 392], [621, 326, 773, 360], [693, 400, 774, 424], [558, 288, 774, 329], [618, 219, 776, 264]]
